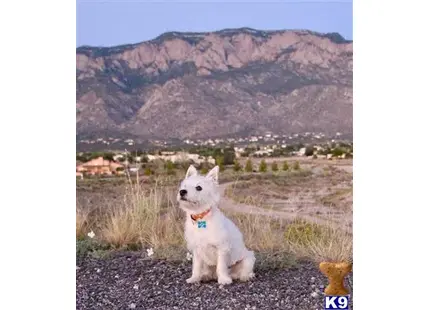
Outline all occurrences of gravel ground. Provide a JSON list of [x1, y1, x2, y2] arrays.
[[76, 252, 353, 310]]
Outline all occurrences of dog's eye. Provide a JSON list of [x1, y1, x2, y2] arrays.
[[195, 186, 202, 191]]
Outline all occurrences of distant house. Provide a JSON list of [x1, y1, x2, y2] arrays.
[[76, 157, 124, 176]]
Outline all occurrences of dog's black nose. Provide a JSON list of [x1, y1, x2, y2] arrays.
[[179, 189, 187, 197]]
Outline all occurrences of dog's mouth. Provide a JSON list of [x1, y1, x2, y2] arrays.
[[179, 197, 198, 205]]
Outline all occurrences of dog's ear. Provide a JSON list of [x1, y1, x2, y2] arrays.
[[206, 165, 219, 184], [185, 165, 198, 178]]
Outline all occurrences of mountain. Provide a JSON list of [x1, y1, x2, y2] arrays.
[[76, 27, 353, 141]]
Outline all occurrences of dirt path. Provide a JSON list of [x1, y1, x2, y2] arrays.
[[218, 164, 352, 233]]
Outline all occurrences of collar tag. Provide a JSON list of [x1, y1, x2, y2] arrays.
[[197, 221, 207, 228]]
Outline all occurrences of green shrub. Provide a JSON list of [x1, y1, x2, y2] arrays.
[[282, 161, 289, 171], [331, 148, 344, 157], [284, 221, 324, 245], [271, 161, 279, 172], [165, 160, 175, 175], [245, 159, 253, 172], [216, 156, 225, 172], [233, 160, 242, 172], [259, 160, 267, 172], [293, 161, 300, 170]]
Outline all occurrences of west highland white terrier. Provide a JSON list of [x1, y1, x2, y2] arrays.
[[177, 165, 256, 285]]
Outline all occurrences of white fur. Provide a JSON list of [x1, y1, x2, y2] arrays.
[[177, 165, 256, 285]]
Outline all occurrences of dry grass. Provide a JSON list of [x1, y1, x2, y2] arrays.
[[76, 208, 92, 240], [284, 220, 352, 263], [95, 177, 185, 258], [76, 172, 352, 265]]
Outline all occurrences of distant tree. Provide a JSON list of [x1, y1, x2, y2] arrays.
[[259, 160, 267, 173], [293, 161, 301, 171], [282, 161, 289, 171], [102, 152, 115, 161], [222, 148, 236, 165], [271, 161, 279, 172], [245, 159, 253, 172], [89, 152, 102, 160], [331, 148, 344, 157], [126, 154, 135, 164], [140, 155, 149, 163], [233, 160, 242, 172], [304, 147, 314, 157]]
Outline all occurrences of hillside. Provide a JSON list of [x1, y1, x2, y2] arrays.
[[76, 28, 353, 141]]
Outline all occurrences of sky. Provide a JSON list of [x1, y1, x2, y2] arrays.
[[77, 0, 352, 48]]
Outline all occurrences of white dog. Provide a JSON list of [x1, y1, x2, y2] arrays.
[[177, 165, 255, 285]]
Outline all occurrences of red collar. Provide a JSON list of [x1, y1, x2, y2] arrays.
[[190, 208, 211, 222]]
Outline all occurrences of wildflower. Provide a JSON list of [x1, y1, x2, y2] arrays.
[[186, 252, 193, 261], [146, 248, 154, 257], [87, 231, 95, 239], [96, 268, 101, 273]]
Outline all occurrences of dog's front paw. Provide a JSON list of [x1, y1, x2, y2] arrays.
[[239, 272, 255, 282], [217, 275, 232, 285], [186, 276, 201, 284]]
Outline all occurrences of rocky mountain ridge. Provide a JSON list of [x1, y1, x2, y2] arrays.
[[76, 27, 353, 140]]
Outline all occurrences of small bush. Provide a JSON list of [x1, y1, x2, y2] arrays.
[[233, 160, 242, 172], [293, 161, 301, 171], [284, 221, 324, 245], [271, 161, 279, 172], [331, 148, 344, 157], [245, 159, 253, 172], [144, 167, 152, 176], [282, 161, 289, 171], [216, 156, 225, 172], [259, 160, 267, 172], [165, 160, 175, 175]]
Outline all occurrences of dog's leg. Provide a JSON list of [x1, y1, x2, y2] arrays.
[[186, 251, 203, 284], [216, 250, 233, 285], [231, 250, 256, 282]]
